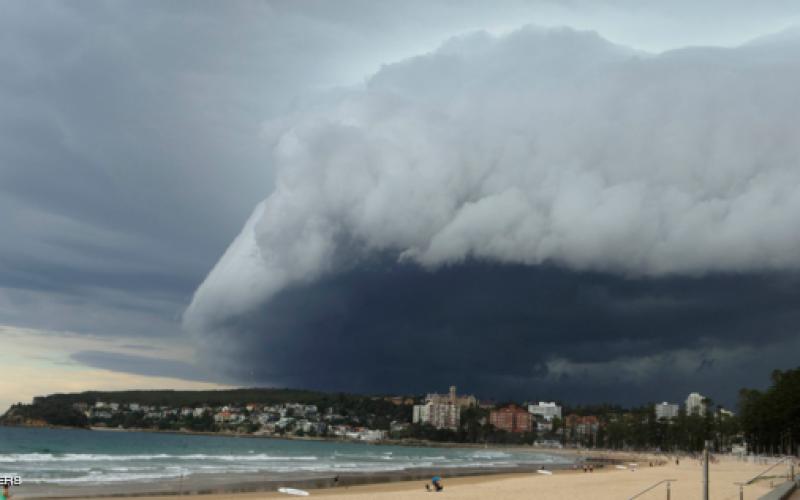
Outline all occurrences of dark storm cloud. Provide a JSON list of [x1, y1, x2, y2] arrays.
[[201, 259, 800, 406], [186, 25, 800, 332], [0, 0, 479, 337], [6, 0, 713, 338], [4, 1, 800, 404], [184, 24, 800, 408]]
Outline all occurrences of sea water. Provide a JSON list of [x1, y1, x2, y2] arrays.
[[0, 427, 569, 484]]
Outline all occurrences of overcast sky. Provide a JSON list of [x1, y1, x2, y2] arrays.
[[3, 1, 800, 412]]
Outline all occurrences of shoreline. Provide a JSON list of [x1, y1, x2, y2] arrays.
[[30, 454, 788, 500], [5, 426, 670, 499], [76, 456, 785, 500], [3, 427, 789, 500], [9, 424, 672, 474], [15, 460, 624, 499], [10, 425, 736, 499], [9, 447, 663, 499]]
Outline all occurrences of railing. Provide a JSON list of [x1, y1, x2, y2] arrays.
[[628, 479, 677, 500], [743, 457, 792, 485], [734, 456, 795, 500], [755, 479, 798, 500]]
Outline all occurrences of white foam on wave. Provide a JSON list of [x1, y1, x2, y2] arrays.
[[0, 453, 318, 463], [469, 451, 512, 459], [26, 470, 185, 484], [156, 453, 319, 462], [0, 453, 173, 462], [2, 447, 571, 484]]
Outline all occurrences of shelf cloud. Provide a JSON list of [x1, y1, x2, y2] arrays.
[[185, 26, 800, 335]]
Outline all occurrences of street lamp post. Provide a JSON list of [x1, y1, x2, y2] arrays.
[[703, 441, 710, 500]]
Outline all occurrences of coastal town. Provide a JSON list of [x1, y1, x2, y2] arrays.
[[1, 371, 797, 500], [79, 399, 391, 441], [34, 385, 742, 452]]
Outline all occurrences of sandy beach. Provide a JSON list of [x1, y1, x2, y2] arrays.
[[81, 455, 795, 500]]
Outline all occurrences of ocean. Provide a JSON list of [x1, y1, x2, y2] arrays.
[[0, 427, 570, 485]]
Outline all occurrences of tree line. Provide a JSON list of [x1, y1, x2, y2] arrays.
[[739, 367, 799, 455], [561, 405, 740, 452]]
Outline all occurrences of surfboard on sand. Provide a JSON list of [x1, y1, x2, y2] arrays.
[[615, 465, 628, 469], [278, 487, 310, 496], [536, 469, 553, 475]]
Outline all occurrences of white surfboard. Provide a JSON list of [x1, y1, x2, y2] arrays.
[[278, 487, 310, 496], [615, 465, 628, 469], [536, 469, 553, 475]]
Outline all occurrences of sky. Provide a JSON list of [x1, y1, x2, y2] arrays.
[[2, 1, 800, 412]]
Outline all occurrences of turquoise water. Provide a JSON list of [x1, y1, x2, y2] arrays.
[[0, 427, 568, 484]]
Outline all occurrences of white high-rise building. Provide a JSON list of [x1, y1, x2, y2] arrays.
[[528, 402, 562, 421], [654, 402, 679, 420], [413, 401, 460, 430], [413, 386, 461, 430], [685, 392, 706, 416]]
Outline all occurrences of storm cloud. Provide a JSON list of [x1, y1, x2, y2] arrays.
[[185, 25, 800, 404], [192, 259, 800, 406], [4, 2, 800, 407], [186, 27, 800, 331]]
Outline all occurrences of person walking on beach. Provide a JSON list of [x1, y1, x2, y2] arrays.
[[1, 484, 11, 500]]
